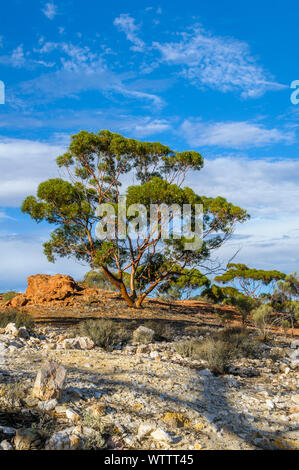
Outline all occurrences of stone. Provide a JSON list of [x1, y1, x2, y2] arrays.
[[198, 369, 213, 378], [14, 428, 43, 450], [137, 423, 155, 439], [26, 274, 82, 303], [37, 398, 58, 411], [17, 327, 30, 340], [162, 412, 188, 428], [151, 428, 174, 443], [290, 340, 299, 349], [4, 323, 19, 336], [62, 336, 94, 350], [65, 408, 81, 421], [133, 326, 155, 344], [45, 427, 83, 450], [0, 439, 13, 450], [32, 360, 66, 400], [88, 403, 107, 418], [10, 294, 28, 308]]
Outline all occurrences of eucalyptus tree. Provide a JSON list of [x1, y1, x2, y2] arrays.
[[22, 130, 248, 308]]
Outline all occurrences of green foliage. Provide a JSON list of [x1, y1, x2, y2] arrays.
[[157, 267, 210, 299], [22, 129, 249, 308], [228, 294, 258, 324], [1, 291, 19, 303], [252, 304, 273, 340], [83, 270, 118, 291], [215, 263, 285, 298], [0, 309, 34, 330], [79, 319, 129, 350]]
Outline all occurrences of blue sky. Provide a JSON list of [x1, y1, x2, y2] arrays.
[[0, 0, 298, 291]]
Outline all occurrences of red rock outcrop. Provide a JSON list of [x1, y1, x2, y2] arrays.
[[25, 274, 82, 303]]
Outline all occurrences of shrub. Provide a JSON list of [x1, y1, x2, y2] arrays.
[[252, 304, 273, 340], [174, 327, 260, 374], [0, 309, 34, 331], [1, 291, 19, 303], [144, 320, 174, 341], [79, 319, 129, 350]]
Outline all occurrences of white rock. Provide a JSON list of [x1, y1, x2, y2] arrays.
[[4, 323, 19, 336], [151, 428, 174, 443], [137, 423, 155, 439], [37, 398, 58, 412], [133, 326, 155, 344], [0, 440, 13, 450]]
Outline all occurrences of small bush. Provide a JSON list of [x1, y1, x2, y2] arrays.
[[2, 291, 19, 303], [79, 319, 129, 350], [144, 320, 174, 341], [174, 327, 260, 374], [0, 309, 34, 331]]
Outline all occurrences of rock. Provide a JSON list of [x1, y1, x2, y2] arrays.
[[32, 360, 66, 400], [25, 274, 82, 303], [290, 340, 299, 349], [265, 399, 274, 410], [137, 423, 155, 439], [10, 294, 28, 308], [291, 395, 299, 405], [198, 369, 213, 378], [14, 428, 43, 450], [162, 412, 188, 428], [151, 428, 174, 443], [4, 323, 19, 336], [45, 427, 83, 450], [0, 439, 13, 450], [17, 327, 30, 340], [289, 349, 299, 367], [133, 326, 155, 344], [0, 426, 15, 436], [88, 403, 107, 418], [62, 336, 94, 350], [37, 398, 58, 411], [65, 408, 81, 422]]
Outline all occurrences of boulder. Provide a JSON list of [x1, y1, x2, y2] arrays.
[[4, 323, 19, 336], [62, 336, 94, 350], [25, 274, 82, 303], [10, 294, 28, 308], [133, 326, 155, 344], [32, 360, 66, 400]]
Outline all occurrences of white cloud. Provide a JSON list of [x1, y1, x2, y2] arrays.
[[0, 137, 63, 206], [0, 236, 87, 291], [121, 118, 171, 137], [114, 14, 145, 52], [24, 40, 163, 107], [181, 120, 295, 148], [154, 26, 285, 98], [186, 156, 299, 273], [42, 2, 57, 20]]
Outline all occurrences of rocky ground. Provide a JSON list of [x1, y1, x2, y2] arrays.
[[0, 320, 298, 451]]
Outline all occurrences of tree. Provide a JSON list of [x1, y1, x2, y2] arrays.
[[252, 304, 273, 340], [274, 272, 299, 336], [83, 270, 118, 291], [215, 263, 285, 299], [22, 130, 249, 308], [157, 267, 210, 300]]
